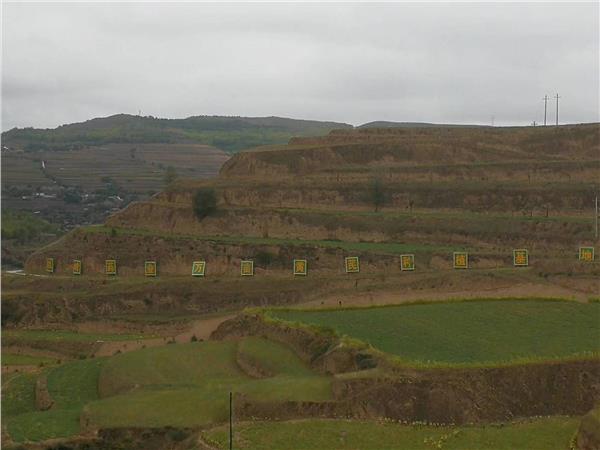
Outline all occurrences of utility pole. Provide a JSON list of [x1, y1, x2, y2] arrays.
[[543, 95, 549, 126], [229, 391, 233, 450], [555, 93, 560, 126], [595, 195, 598, 240]]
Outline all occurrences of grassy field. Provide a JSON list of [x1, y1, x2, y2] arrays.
[[2, 329, 152, 342], [269, 299, 600, 366], [1, 338, 332, 442], [204, 417, 580, 450], [87, 339, 331, 429], [2, 353, 59, 366], [84, 225, 462, 256], [2, 358, 105, 442]]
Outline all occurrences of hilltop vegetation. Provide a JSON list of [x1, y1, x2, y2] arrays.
[[2, 114, 351, 154], [1, 209, 62, 268]]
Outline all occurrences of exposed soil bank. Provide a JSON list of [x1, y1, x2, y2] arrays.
[[213, 313, 600, 425], [4, 427, 199, 450], [576, 409, 600, 450]]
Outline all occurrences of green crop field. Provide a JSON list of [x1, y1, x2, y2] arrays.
[[88, 339, 331, 429], [2, 353, 59, 366], [2, 358, 105, 442], [204, 417, 579, 450], [84, 225, 461, 256], [269, 299, 600, 366], [2, 329, 152, 342], [1, 338, 332, 442]]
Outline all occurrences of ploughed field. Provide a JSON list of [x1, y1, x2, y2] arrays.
[[269, 299, 600, 366]]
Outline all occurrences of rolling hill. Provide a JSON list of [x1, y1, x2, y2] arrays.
[[1, 114, 352, 154]]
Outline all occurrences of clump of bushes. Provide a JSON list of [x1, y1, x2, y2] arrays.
[[192, 188, 217, 220]]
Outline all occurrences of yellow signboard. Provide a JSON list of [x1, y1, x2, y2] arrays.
[[241, 260, 254, 276], [192, 261, 206, 277], [400, 254, 415, 271], [73, 260, 82, 275], [46, 258, 55, 273], [145, 261, 157, 277], [293, 259, 307, 276], [345, 256, 360, 273], [513, 249, 528, 267], [105, 259, 117, 275], [579, 247, 595, 262], [453, 252, 468, 269]]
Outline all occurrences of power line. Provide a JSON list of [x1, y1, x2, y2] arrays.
[[555, 93, 560, 126], [543, 95, 549, 126]]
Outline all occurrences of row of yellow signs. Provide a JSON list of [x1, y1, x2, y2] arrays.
[[44, 247, 595, 275]]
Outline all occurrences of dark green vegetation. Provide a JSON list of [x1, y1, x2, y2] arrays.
[[204, 417, 579, 450], [2, 114, 351, 154], [1, 338, 331, 442], [270, 299, 600, 366], [1, 209, 62, 268], [1, 209, 59, 242], [192, 187, 217, 220]]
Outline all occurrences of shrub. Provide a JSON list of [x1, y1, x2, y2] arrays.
[[255, 251, 274, 267], [192, 188, 217, 220]]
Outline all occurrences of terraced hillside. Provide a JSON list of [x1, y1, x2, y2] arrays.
[[24, 124, 599, 281], [5, 123, 600, 447]]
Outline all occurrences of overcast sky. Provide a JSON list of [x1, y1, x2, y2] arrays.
[[1, 2, 598, 130]]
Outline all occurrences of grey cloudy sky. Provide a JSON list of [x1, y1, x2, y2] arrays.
[[1, 2, 598, 130]]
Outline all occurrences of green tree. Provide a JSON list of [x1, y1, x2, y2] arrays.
[[192, 188, 217, 220], [371, 177, 386, 212]]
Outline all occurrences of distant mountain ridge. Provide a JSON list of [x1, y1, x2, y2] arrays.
[[358, 121, 488, 129], [2, 114, 353, 154]]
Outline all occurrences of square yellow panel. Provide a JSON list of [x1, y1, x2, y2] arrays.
[[192, 261, 206, 277], [293, 259, 307, 276], [105, 259, 117, 275], [513, 249, 528, 267], [345, 256, 360, 273], [73, 260, 82, 275], [453, 252, 468, 269], [46, 258, 55, 273], [145, 261, 157, 277], [241, 260, 254, 276], [579, 247, 595, 262], [400, 254, 415, 271]]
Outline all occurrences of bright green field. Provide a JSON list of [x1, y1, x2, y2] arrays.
[[2, 338, 330, 442], [2, 358, 104, 442], [87, 339, 331, 429], [269, 299, 600, 366], [204, 417, 579, 450]]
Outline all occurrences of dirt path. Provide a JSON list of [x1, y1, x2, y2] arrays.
[[299, 281, 589, 309], [174, 314, 237, 343], [94, 313, 236, 357]]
